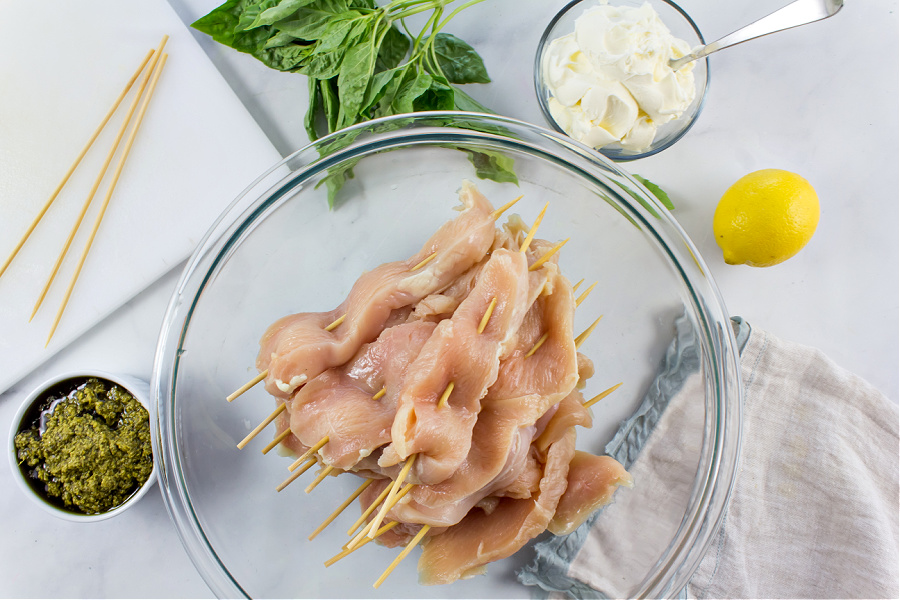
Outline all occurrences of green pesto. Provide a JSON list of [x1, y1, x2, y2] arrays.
[[14, 378, 152, 515]]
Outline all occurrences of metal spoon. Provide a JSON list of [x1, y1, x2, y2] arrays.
[[668, 0, 844, 71]]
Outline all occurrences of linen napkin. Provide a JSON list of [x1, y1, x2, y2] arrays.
[[519, 315, 899, 599]]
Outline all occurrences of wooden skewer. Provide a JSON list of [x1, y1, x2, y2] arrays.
[[30, 49, 162, 320], [410, 251, 438, 272], [529, 238, 570, 272], [324, 313, 346, 332], [583, 382, 624, 409], [477, 297, 497, 334], [262, 428, 291, 455], [574, 316, 603, 350], [325, 521, 399, 567], [237, 402, 286, 449], [45, 47, 169, 346], [309, 478, 375, 541], [289, 436, 329, 471], [490, 194, 523, 221], [305, 465, 335, 494], [524, 332, 549, 358], [372, 387, 387, 401], [275, 457, 317, 492], [0, 49, 155, 282], [348, 482, 395, 537], [227, 370, 268, 402], [369, 455, 416, 538], [346, 483, 414, 551], [436, 381, 454, 409], [575, 281, 598, 308], [373, 525, 432, 588], [572, 278, 585, 292], [519, 202, 549, 254]]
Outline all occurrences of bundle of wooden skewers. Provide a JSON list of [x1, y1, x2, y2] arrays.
[[0, 36, 169, 345], [227, 182, 631, 588]]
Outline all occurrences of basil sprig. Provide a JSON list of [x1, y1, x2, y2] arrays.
[[194, 0, 518, 206]]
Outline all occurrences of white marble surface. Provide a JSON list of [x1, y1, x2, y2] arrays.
[[1, 0, 897, 597]]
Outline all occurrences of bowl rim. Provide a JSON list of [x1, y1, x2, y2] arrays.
[[533, 0, 711, 161], [151, 111, 742, 598], [8, 369, 158, 523]]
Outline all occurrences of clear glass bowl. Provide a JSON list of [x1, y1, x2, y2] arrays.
[[534, 0, 710, 161], [151, 112, 740, 598]]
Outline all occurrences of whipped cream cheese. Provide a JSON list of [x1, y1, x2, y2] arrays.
[[543, 1, 696, 152]]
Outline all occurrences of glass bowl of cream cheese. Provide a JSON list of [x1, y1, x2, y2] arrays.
[[535, 0, 709, 161]]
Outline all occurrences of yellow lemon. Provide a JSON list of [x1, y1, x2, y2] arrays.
[[713, 169, 819, 267]]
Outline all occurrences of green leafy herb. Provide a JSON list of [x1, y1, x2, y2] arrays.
[[193, 0, 517, 207], [633, 174, 675, 210]]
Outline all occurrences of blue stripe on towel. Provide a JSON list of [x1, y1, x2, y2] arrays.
[[517, 314, 749, 598]]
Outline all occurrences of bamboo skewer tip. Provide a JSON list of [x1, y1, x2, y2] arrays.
[[410, 251, 438, 272], [369, 456, 415, 538], [519, 202, 550, 254], [584, 382, 624, 409], [529, 237, 570, 272], [373, 525, 431, 589], [228, 370, 268, 402], [237, 402, 286, 450], [490, 194, 523, 221], [437, 381, 454, 409], [262, 428, 291, 455]]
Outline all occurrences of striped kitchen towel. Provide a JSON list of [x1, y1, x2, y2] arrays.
[[519, 314, 899, 599]]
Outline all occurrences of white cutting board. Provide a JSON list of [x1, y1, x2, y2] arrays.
[[0, 0, 284, 394]]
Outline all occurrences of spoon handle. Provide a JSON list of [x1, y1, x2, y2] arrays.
[[669, 0, 844, 71]]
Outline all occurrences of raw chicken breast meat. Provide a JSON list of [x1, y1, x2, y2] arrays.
[[245, 181, 630, 587]]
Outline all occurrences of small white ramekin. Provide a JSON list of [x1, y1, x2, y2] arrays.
[[8, 370, 157, 523]]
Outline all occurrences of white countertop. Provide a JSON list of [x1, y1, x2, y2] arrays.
[[1, 0, 897, 596]]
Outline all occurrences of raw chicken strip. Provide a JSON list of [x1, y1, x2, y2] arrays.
[[534, 389, 593, 453], [288, 321, 435, 469], [486, 264, 579, 419], [417, 428, 577, 585], [389, 400, 538, 527], [256, 181, 495, 398], [385, 249, 532, 485], [547, 451, 632, 536]]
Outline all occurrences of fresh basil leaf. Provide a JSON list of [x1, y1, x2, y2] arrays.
[[255, 44, 313, 70], [236, 1, 281, 32], [304, 76, 321, 141], [320, 78, 340, 133], [317, 155, 360, 209], [368, 66, 408, 118], [243, 0, 319, 29], [462, 149, 518, 184], [610, 179, 662, 218], [433, 33, 490, 84], [360, 68, 400, 119], [633, 174, 675, 210], [376, 25, 410, 71], [313, 15, 366, 55], [336, 34, 376, 127], [273, 2, 354, 40], [192, 0, 273, 53], [263, 30, 299, 48], [191, 0, 243, 43], [413, 75, 455, 112], [297, 48, 345, 78], [392, 70, 432, 114], [312, 18, 354, 53], [451, 85, 493, 113]]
